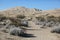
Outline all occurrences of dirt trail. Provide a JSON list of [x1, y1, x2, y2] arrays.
[[23, 21, 59, 40], [24, 29, 58, 40]]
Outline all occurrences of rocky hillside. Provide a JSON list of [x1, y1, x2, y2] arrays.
[[0, 7, 60, 40]]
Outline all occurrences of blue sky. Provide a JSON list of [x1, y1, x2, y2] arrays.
[[0, 0, 60, 10]]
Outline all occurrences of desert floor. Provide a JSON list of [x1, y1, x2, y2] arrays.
[[0, 21, 60, 40]]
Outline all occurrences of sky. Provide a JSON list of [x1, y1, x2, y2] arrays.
[[0, 0, 60, 10]]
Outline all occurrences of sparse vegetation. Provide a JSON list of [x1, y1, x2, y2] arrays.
[[36, 16, 45, 22], [51, 27, 60, 33], [36, 15, 60, 28], [0, 14, 7, 21], [0, 7, 60, 40], [34, 8, 42, 11], [57, 16, 60, 23], [8, 17, 28, 27], [17, 14, 25, 19], [9, 27, 25, 36], [46, 16, 56, 22]]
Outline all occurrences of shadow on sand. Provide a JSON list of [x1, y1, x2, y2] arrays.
[[19, 33, 36, 38]]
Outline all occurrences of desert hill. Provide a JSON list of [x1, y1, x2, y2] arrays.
[[0, 7, 60, 40]]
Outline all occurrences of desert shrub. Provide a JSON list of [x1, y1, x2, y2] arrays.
[[36, 16, 45, 22], [34, 8, 42, 11], [46, 16, 60, 23], [20, 20, 28, 27], [9, 27, 25, 36], [9, 17, 28, 27], [0, 14, 7, 21], [8, 17, 21, 26], [47, 15, 55, 18], [17, 14, 25, 19], [51, 27, 60, 33], [6, 25, 16, 29], [47, 15, 57, 22], [57, 16, 60, 23]]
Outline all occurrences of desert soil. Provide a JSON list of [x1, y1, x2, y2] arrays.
[[23, 21, 59, 40], [0, 21, 60, 40]]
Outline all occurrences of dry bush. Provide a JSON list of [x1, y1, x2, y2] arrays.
[[46, 15, 57, 22], [36, 16, 45, 22], [47, 15, 55, 18], [36, 15, 60, 23], [0, 14, 7, 21], [47, 16, 60, 23], [8, 17, 21, 26], [51, 27, 60, 33], [34, 8, 42, 11], [35, 15, 60, 28], [16, 14, 25, 19], [57, 16, 60, 23], [8, 17, 28, 27], [9, 27, 25, 36]]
